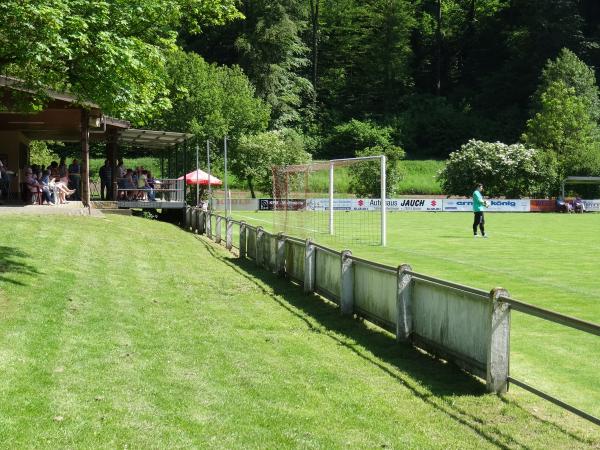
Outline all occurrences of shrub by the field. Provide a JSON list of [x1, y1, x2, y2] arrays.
[[438, 140, 556, 197]]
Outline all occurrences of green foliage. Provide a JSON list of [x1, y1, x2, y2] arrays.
[[28, 141, 61, 167], [233, 129, 311, 197], [523, 49, 600, 188], [154, 50, 270, 143], [235, 0, 313, 129], [325, 119, 397, 159], [438, 140, 555, 197], [0, 0, 241, 122], [523, 80, 600, 181], [349, 144, 405, 197], [532, 48, 600, 121]]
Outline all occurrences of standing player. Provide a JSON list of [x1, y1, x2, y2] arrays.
[[472, 183, 489, 238]]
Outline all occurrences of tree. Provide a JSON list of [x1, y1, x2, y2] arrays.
[[532, 48, 600, 121], [523, 80, 600, 180], [233, 129, 310, 197], [235, 0, 313, 129], [153, 50, 270, 143], [324, 119, 398, 158], [438, 140, 556, 197], [0, 0, 242, 122]]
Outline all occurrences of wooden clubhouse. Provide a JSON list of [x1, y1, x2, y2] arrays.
[[0, 75, 192, 209]]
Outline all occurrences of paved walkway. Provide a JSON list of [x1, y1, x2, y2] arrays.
[[0, 201, 104, 217]]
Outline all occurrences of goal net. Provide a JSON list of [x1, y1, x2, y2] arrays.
[[271, 156, 387, 246]]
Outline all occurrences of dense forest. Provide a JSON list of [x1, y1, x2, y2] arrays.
[[3, 0, 600, 196]]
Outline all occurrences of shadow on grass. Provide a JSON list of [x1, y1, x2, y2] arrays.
[[0, 245, 39, 286], [197, 237, 593, 449]]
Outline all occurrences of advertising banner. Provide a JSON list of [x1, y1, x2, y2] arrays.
[[583, 199, 600, 211], [305, 198, 443, 212], [442, 199, 531, 212], [258, 198, 306, 211], [529, 199, 556, 212]]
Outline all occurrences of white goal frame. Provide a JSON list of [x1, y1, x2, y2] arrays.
[[274, 155, 387, 247]]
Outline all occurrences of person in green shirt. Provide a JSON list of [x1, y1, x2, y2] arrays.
[[472, 183, 488, 238]]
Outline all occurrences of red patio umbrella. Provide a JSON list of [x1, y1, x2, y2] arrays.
[[178, 169, 222, 186]]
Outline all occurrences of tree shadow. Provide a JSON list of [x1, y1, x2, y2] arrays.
[[196, 237, 595, 449], [0, 245, 39, 286]]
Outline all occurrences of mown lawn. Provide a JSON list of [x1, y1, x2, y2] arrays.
[[231, 210, 600, 422], [0, 214, 598, 448]]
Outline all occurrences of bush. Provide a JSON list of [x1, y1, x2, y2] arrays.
[[438, 140, 556, 197], [324, 119, 396, 159], [349, 144, 405, 197]]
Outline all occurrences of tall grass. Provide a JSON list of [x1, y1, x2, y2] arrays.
[[397, 160, 444, 195]]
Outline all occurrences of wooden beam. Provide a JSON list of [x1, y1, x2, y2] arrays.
[[81, 109, 90, 207]]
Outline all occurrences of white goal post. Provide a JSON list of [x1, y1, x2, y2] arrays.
[[273, 155, 387, 247], [328, 156, 387, 246]]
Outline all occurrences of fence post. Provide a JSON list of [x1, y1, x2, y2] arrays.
[[276, 233, 286, 277], [487, 288, 511, 394], [396, 264, 413, 342], [340, 250, 354, 316], [256, 227, 264, 267], [185, 207, 192, 230], [215, 216, 222, 243], [206, 212, 213, 239], [191, 208, 198, 233], [198, 211, 206, 235], [304, 239, 315, 294], [226, 218, 233, 250], [239, 221, 247, 258]]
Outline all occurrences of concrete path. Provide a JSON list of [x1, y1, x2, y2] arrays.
[[0, 201, 104, 217]]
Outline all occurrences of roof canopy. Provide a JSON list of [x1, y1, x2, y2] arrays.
[[561, 176, 600, 197], [1, 75, 193, 149], [118, 129, 194, 149]]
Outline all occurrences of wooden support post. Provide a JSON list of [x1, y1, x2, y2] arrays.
[[396, 264, 413, 342], [340, 250, 354, 315], [226, 218, 233, 250], [487, 288, 511, 394], [108, 131, 118, 201], [80, 109, 90, 207], [276, 233, 286, 277], [304, 239, 316, 294], [215, 215, 222, 243], [239, 221, 247, 258], [256, 227, 264, 266]]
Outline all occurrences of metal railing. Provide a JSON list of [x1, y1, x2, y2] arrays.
[[185, 208, 600, 427], [116, 178, 184, 205], [498, 295, 600, 426]]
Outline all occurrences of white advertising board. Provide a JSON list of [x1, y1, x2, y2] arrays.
[[583, 199, 600, 211], [306, 198, 443, 212], [442, 199, 531, 212]]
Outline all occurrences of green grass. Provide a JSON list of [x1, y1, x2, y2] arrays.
[[398, 160, 444, 194], [232, 210, 600, 420], [1, 215, 599, 447]]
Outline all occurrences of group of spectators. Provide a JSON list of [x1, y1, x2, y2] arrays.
[[22, 158, 79, 205], [99, 159, 158, 202]]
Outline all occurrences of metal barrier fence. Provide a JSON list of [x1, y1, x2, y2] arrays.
[[185, 208, 600, 426]]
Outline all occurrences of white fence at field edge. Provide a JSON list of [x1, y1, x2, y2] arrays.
[[184, 207, 600, 426]]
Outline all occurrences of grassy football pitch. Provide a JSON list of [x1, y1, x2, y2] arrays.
[[0, 214, 599, 447], [231, 210, 600, 418]]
